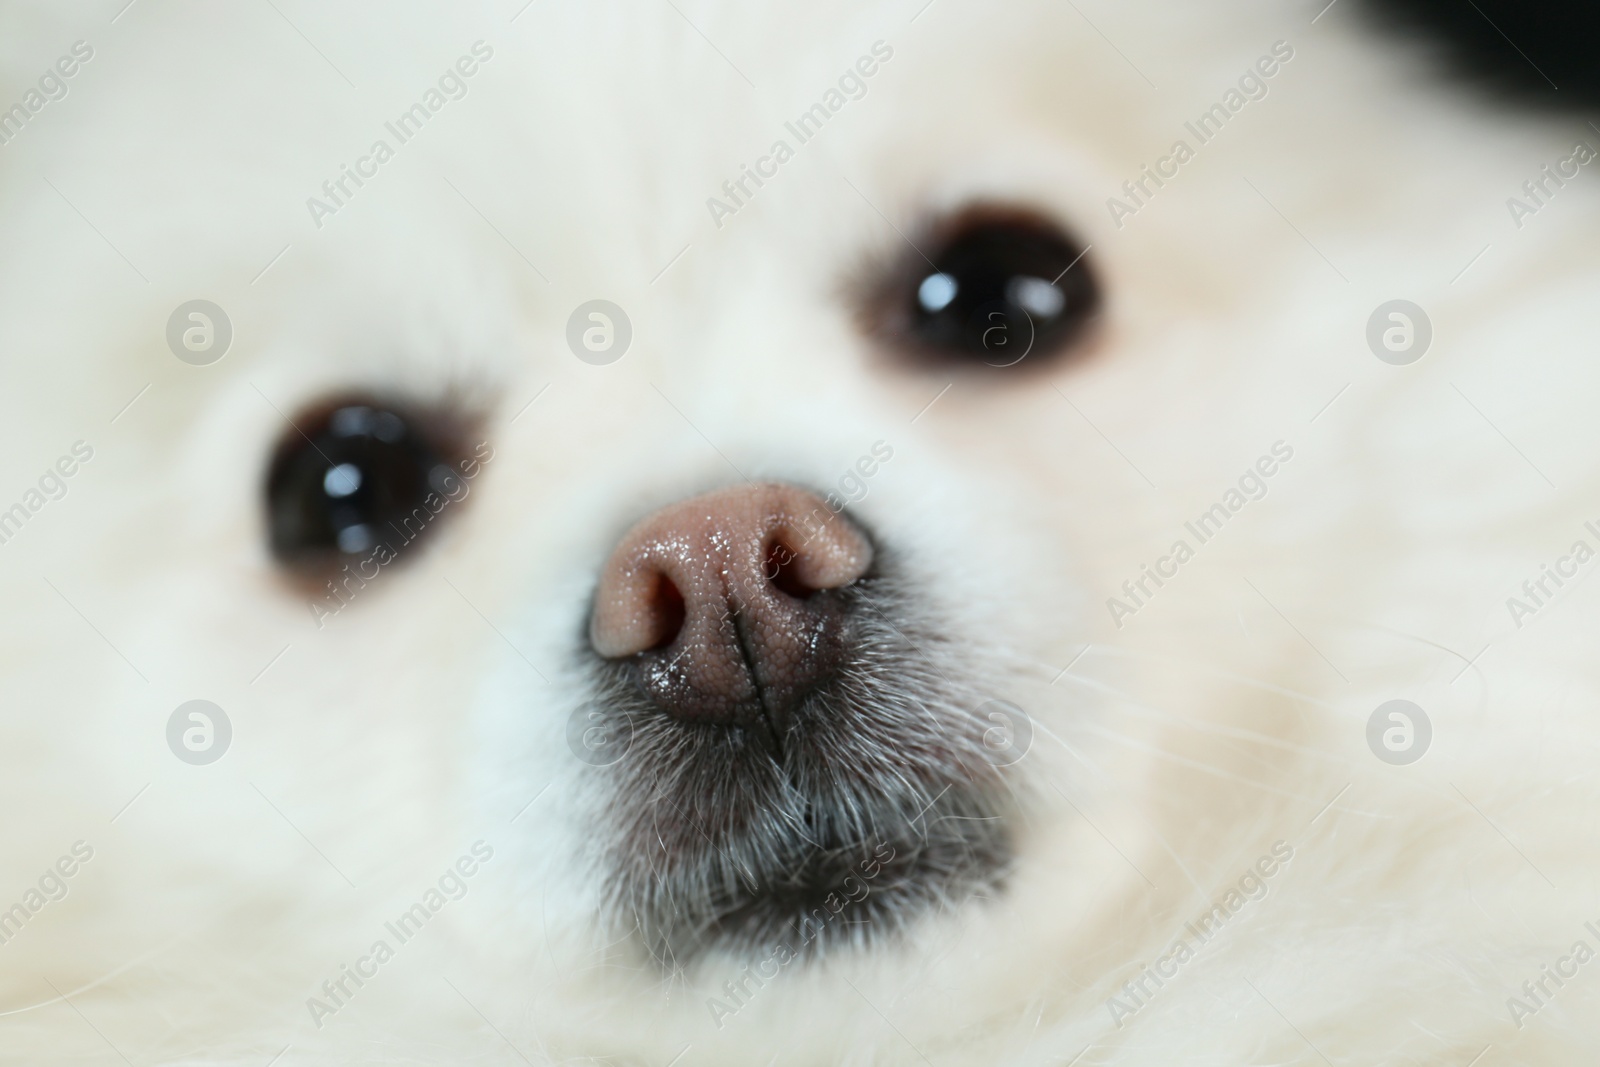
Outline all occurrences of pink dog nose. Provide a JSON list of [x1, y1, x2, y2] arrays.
[[590, 483, 873, 730]]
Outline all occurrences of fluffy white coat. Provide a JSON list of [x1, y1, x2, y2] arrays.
[[0, 0, 1596, 1063]]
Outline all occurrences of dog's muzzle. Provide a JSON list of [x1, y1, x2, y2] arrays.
[[581, 481, 1012, 963]]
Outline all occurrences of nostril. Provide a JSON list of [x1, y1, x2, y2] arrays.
[[764, 537, 815, 599], [590, 564, 689, 659], [646, 572, 687, 650]]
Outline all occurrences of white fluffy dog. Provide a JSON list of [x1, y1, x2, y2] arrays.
[[1, 1, 1597, 1063]]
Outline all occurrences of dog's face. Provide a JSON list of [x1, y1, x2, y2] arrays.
[[3, 1, 1600, 1063]]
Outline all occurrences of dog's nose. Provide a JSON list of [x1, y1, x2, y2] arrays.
[[590, 483, 873, 733]]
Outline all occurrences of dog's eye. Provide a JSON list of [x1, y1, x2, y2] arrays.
[[265, 400, 458, 574], [874, 208, 1099, 368]]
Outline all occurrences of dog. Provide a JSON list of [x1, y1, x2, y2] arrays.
[[1, 0, 1597, 1062]]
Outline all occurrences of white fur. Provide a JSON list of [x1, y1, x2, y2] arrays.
[[1, 0, 1597, 1062]]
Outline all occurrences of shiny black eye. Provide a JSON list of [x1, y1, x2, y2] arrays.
[[265, 399, 463, 575], [873, 208, 1099, 368]]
